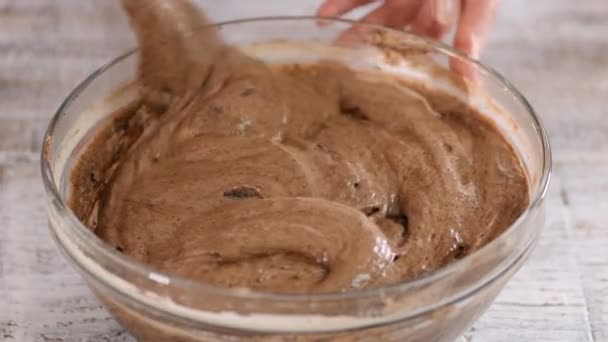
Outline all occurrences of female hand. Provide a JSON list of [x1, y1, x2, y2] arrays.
[[316, 0, 500, 78]]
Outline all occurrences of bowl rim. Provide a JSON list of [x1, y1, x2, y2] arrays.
[[41, 16, 552, 307]]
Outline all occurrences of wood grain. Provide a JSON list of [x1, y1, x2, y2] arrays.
[[1, 0, 607, 341]]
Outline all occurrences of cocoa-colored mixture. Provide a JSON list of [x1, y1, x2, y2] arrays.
[[69, 0, 529, 293]]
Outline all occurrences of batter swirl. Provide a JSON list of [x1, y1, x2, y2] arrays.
[[70, 0, 529, 293]]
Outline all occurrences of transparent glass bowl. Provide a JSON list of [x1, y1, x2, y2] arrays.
[[41, 17, 551, 341]]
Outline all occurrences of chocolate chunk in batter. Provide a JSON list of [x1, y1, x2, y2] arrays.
[[223, 186, 264, 199]]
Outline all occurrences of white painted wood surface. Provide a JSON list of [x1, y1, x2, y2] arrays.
[[1, 1, 607, 341]]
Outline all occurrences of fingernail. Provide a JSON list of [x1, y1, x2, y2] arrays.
[[436, 0, 459, 26], [468, 34, 481, 59]]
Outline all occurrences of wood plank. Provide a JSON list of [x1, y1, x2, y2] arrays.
[[1, 0, 607, 341]]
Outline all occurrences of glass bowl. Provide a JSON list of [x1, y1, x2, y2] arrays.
[[41, 17, 551, 342]]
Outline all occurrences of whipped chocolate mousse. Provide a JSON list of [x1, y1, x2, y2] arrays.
[[69, 0, 529, 293]]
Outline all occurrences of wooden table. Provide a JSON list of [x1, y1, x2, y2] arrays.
[[1, 1, 607, 341]]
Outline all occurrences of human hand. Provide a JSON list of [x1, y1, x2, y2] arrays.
[[317, 0, 500, 78]]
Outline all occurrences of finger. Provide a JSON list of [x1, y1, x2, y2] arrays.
[[316, 0, 377, 18], [411, 0, 460, 40], [451, 0, 500, 81], [453, 0, 499, 58], [359, 0, 424, 28], [334, 0, 424, 45]]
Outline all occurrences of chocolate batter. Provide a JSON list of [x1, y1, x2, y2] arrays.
[[69, 0, 529, 293]]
